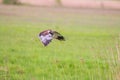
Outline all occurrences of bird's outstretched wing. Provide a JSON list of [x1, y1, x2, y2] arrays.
[[39, 30, 53, 46], [52, 31, 65, 41], [41, 39, 52, 46]]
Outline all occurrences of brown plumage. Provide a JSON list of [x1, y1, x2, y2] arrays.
[[38, 30, 65, 46]]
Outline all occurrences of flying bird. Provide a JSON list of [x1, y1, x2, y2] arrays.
[[38, 29, 65, 46]]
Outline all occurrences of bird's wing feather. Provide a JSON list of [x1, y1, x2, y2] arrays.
[[39, 30, 51, 36], [39, 30, 65, 46], [52, 31, 65, 41], [42, 39, 52, 46], [39, 33, 53, 46]]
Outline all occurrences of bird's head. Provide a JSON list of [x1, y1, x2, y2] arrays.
[[48, 30, 53, 35]]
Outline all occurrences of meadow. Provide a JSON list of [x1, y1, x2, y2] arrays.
[[0, 5, 120, 80]]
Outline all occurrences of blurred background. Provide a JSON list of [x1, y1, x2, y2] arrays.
[[0, 0, 120, 9]]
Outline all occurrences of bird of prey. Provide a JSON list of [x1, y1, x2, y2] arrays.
[[38, 29, 65, 46]]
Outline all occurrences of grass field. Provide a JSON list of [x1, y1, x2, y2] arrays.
[[0, 5, 120, 80]]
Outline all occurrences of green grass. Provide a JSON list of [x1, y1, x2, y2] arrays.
[[0, 5, 120, 80]]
